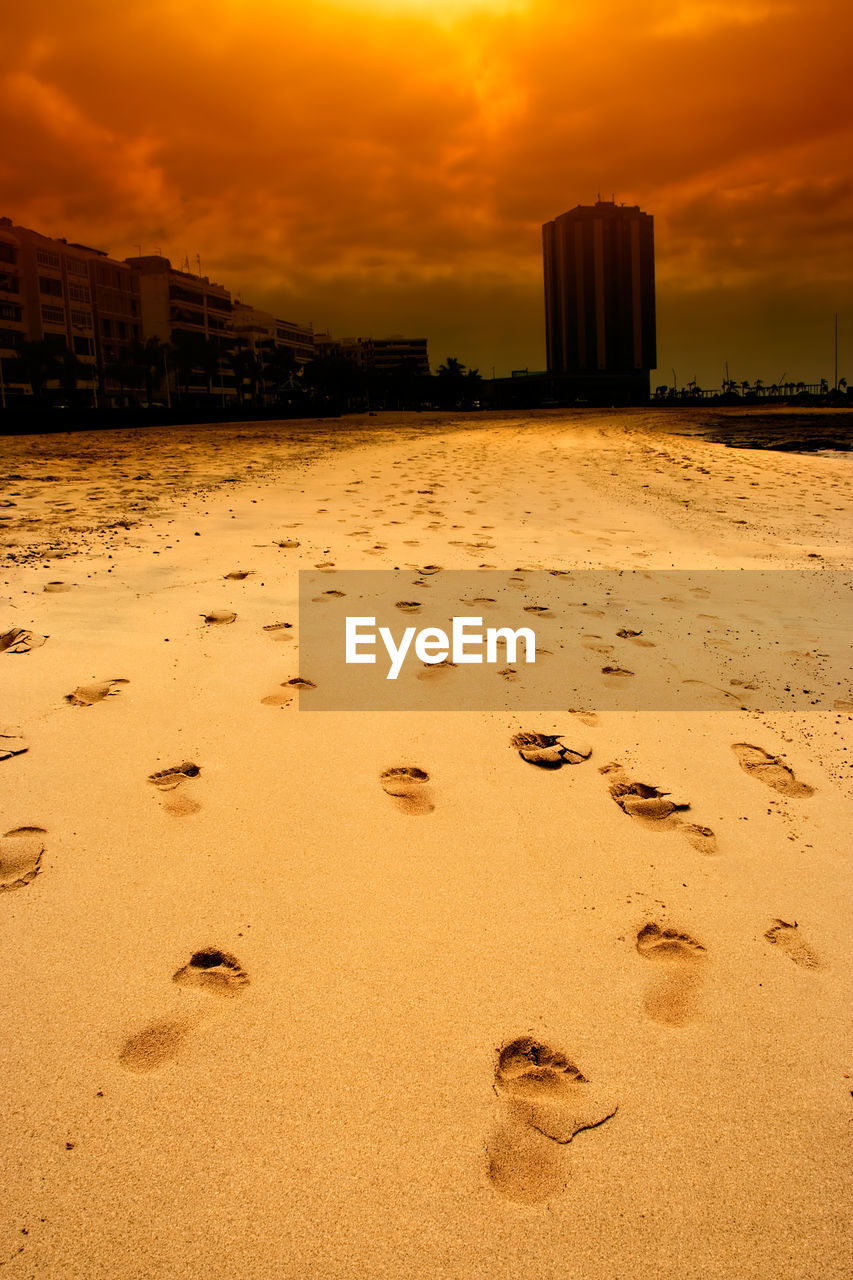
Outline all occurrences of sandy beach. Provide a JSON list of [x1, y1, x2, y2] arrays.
[[1, 408, 850, 1279]]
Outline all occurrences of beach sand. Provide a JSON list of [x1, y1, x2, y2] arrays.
[[1, 409, 850, 1278]]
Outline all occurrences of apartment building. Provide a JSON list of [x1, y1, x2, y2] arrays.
[[542, 199, 656, 399], [0, 217, 105, 401], [312, 333, 429, 376], [231, 302, 314, 367]]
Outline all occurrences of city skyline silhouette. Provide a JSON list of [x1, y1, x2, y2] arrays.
[[1, 0, 851, 384]]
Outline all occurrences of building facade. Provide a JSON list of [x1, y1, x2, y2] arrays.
[[311, 334, 429, 376], [542, 200, 656, 398], [0, 217, 118, 403]]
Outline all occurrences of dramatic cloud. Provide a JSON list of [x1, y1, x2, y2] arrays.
[[2, 0, 850, 380]]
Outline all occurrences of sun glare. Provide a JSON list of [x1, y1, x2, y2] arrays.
[[334, 0, 528, 18]]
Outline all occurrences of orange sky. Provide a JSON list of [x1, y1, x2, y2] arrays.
[[3, 0, 851, 383]]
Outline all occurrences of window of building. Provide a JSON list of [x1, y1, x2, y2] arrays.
[[43, 333, 66, 353], [0, 327, 22, 349], [39, 275, 63, 297], [66, 257, 89, 277], [70, 310, 92, 329], [117, 321, 127, 339], [41, 305, 65, 325], [36, 250, 61, 269], [0, 242, 16, 265], [73, 335, 94, 356], [68, 284, 91, 303], [0, 270, 19, 294], [102, 318, 113, 337], [132, 324, 140, 340], [0, 302, 22, 322]]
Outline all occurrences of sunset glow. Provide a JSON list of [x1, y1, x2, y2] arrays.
[[2, 0, 850, 380]]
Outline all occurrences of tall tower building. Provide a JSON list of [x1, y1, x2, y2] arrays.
[[542, 200, 656, 398]]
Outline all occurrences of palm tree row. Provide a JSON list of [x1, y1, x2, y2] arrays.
[[4, 333, 300, 409], [4, 337, 484, 413]]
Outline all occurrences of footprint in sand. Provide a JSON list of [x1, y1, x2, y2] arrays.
[[118, 1018, 195, 1072], [201, 609, 237, 625], [65, 678, 129, 706], [172, 947, 250, 995], [149, 761, 201, 815], [511, 732, 591, 769], [395, 601, 422, 613], [764, 919, 825, 969], [263, 622, 294, 640], [43, 581, 72, 593], [602, 764, 716, 854], [486, 1037, 617, 1205], [119, 947, 250, 1072], [1, 628, 48, 654], [273, 539, 300, 549], [149, 762, 201, 790], [616, 628, 656, 648], [417, 658, 457, 681], [731, 744, 814, 797], [261, 676, 316, 706], [224, 570, 253, 580], [581, 634, 613, 655], [636, 923, 706, 1026], [0, 826, 46, 892], [380, 766, 434, 814], [0, 731, 28, 761]]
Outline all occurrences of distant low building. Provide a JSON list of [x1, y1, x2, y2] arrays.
[[230, 302, 314, 401], [312, 333, 429, 377]]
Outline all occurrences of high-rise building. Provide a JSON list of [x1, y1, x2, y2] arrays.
[[542, 200, 656, 398]]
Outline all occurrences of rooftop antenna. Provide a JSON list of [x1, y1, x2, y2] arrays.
[[196, 253, 202, 278], [135, 244, 142, 258]]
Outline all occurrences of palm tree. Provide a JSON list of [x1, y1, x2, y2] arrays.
[[105, 351, 142, 406], [18, 340, 62, 402], [262, 345, 298, 404], [436, 357, 482, 409], [128, 337, 171, 407], [58, 348, 88, 404], [225, 340, 260, 407]]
